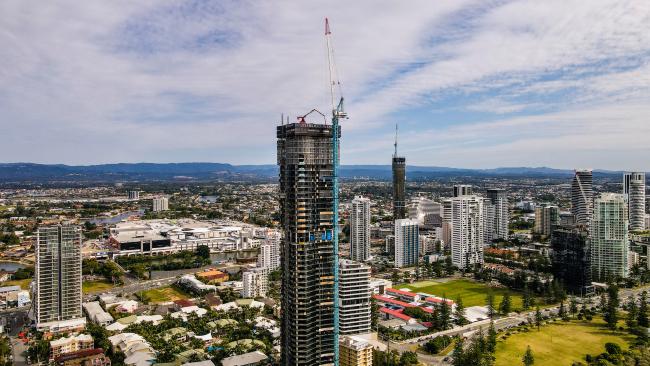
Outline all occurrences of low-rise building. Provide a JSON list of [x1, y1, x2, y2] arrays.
[[178, 275, 217, 293], [54, 348, 111, 366], [195, 269, 229, 283], [50, 334, 94, 360], [221, 350, 267, 366], [340, 335, 373, 366], [108, 333, 155, 366]]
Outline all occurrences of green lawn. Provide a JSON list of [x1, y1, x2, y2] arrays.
[[0, 278, 32, 290], [495, 318, 633, 366], [397, 279, 526, 310], [137, 286, 189, 304], [82, 279, 115, 294]]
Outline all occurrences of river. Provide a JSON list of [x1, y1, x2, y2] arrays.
[[0, 262, 25, 272]]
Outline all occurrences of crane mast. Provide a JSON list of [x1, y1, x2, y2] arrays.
[[325, 17, 346, 366]]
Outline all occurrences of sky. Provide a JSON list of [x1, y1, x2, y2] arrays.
[[1, 0, 650, 169]]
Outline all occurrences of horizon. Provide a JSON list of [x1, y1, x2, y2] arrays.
[[2, 2, 650, 169]]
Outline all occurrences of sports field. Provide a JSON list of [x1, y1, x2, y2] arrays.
[[397, 278, 525, 310], [494, 318, 632, 366]]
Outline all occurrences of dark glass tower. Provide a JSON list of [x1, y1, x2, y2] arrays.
[[392, 126, 406, 220], [277, 121, 339, 365], [551, 226, 591, 294]]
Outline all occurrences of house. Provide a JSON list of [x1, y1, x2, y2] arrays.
[[83, 302, 114, 326], [115, 300, 139, 313], [181, 361, 215, 366], [204, 293, 221, 309], [108, 333, 155, 366], [221, 350, 267, 366]]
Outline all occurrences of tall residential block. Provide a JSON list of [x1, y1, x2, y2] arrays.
[[392, 126, 406, 220], [571, 169, 593, 227], [486, 188, 509, 241], [258, 230, 281, 271], [339, 260, 371, 336], [35, 225, 84, 329], [277, 121, 338, 365], [152, 197, 169, 212], [242, 268, 268, 298], [451, 195, 485, 269], [127, 191, 140, 200], [534, 204, 560, 237], [453, 185, 473, 197], [350, 196, 371, 262], [624, 172, 646, 231], [394, 219, 419, 268], [551, 227, 591, 294], [591, 193, 629, 280]]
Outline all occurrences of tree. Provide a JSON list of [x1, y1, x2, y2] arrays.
[[499, 292, 512, 315], [399, 351, 419, 366], [439, 296, 452, 330], [487, 321, 497, 354], [535, 306, 542, 331], [452, 337, 465, 366], [569, 297, 578, 319], [445, 256, 455, 275], [391, 270, 401, 284], [196, 245, 211, 259], [486, 292, 496, 319], [638, 292, 649, 328], [455, 296, 468, 326], [604, 284, 619, 330], [522, 285, 533, 311], [558, 301, 566, 319], [522, 345, 534, 366], [627, 297, 638, 328]]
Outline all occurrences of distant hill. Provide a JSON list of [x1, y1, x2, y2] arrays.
[[0, 162, 624, 182]]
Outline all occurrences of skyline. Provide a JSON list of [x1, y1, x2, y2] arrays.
[[2, 1, 650, 169]]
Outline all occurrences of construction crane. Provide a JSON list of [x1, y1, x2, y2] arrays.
[[325, 16, 347, 366]]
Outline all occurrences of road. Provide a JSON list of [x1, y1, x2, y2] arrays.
[[82, 275, 180, 301], [2, 309, 28, 366]]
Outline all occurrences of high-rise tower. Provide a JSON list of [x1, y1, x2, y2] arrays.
[[350, 196, 371, 262], [392, 125, 406, 220], [486, 188, 509, 241], [450, 195, 485, 269], [277, 121, 339, 365], [624, 172, 646, 231], [571, 169, 593, 227], [35, 225, 84, 330], [590, 193, 629, 280]]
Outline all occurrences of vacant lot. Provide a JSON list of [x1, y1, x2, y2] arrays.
[[494, 318, 632, 366], [0, 279, 32, 290], [137, 286, 188, 304], [82, 279, 115, 294], [397, 278, 525, 310]]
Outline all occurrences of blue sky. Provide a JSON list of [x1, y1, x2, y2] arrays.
[[1, 0, 649, 169]]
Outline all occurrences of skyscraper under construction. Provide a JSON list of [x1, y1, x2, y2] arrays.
[[277, 121, 339, 365], [392, 125, 406, 220]]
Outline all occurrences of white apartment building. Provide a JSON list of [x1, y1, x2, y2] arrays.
[[450, 195, 485, 269], [258, 230, 281, 270], [591, 193, 629, 280], [339, 259, 371, 335], [242, 268, 268, 298], [152, 196, 169, 212], [350, 196, 371, 262], [394, 219, 419, 268], [35, 225, 84, 330]]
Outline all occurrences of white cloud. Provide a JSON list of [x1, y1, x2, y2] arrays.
[[0, 0, 649, 168]]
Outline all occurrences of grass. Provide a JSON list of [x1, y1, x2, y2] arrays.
[[82, 279, 115, 294], [397, 278, 527, 310], [137, 285, 189, 304], [0, 279, 32, 290], [494, 317, 633, 366]]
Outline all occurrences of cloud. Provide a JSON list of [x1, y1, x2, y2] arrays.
[[0, 0, 649, 169]]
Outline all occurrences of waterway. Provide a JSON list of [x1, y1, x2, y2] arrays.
[[89, 210, 144, 225], [0, 261, 25, 272]]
